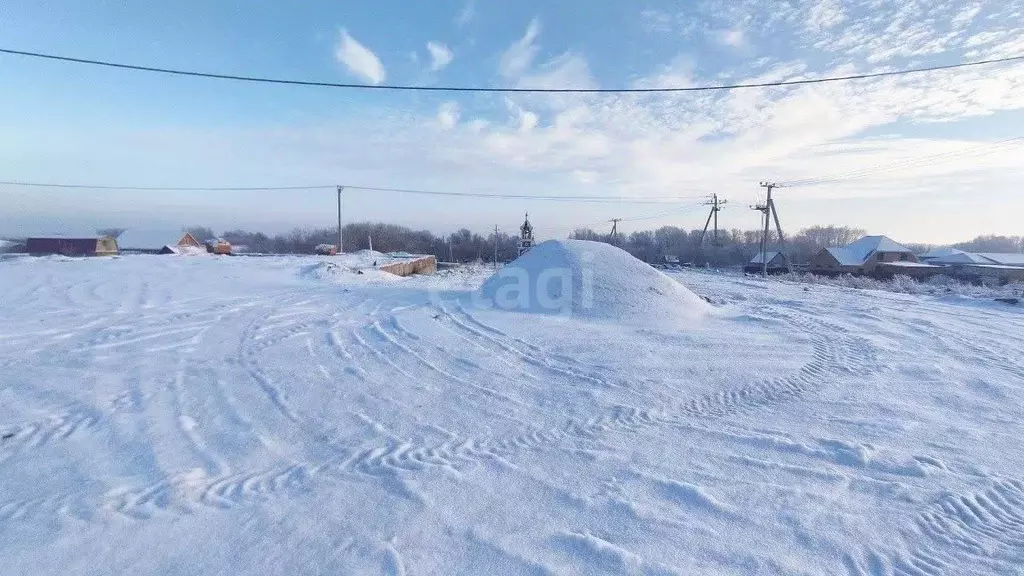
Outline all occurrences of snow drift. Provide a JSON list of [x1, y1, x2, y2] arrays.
[[478, 239, 710, 324]]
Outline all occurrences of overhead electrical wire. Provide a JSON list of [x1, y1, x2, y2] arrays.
[[2, 47, 1023, 93], [0, 179, 706, 205]]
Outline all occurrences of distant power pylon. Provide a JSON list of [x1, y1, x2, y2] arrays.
[[750, 181, 792, 276], [694, 193, 728, 265]]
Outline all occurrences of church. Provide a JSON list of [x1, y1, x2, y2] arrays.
[[518, 213, 535, 256]]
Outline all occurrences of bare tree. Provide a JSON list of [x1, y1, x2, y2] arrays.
[[96, 228, 127, 239]]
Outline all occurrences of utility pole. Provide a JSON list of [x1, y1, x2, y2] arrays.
[[342, 186, 350, 253], [493, 225, 500, 269], [609, 218, 621, 244], [695, 194, 728, 265], [751, 182, 792, 277]]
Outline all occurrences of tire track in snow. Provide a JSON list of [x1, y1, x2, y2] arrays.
[[435, 301, 615, 390], [441, 300, 879, 422], [366, 319, 529, 407], [103, 463, 318, 519], [0, 411, 99, 454], [861, 479, 1024, 575], [7, 288, 885, 523], [327, 301, 883, 479]]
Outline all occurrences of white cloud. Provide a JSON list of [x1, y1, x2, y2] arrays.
[[951, 3, 983, 28], [500, 18, 542, 78], [437, 101, 460, 130], [334, 29, 386, 85], [456, 1, 474, 27], [807, 0, 845, 32], [518, 110, 539, 133], [712, 24, 747, 49], [517, 53, 597, 91], [17, 1, 1024, 241], [426, 42, 454, 72]]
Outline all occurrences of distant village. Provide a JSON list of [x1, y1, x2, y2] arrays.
[[4, 213, 1024, 285], [739, 235, 1024, 284]]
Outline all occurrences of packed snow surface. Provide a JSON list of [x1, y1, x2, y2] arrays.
[[479, 239, 710, 324], [1, 254, 1023, 574]]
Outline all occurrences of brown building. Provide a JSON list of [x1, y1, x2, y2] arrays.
[[809, 235, 925, 277], [26, 236, 119, 257]]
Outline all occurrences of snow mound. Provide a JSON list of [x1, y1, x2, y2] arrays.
[[478, 239, 710, 324]]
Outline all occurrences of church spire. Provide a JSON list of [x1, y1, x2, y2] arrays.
[[519, 212, 535, 256]]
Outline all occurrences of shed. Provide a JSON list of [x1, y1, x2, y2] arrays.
[[744, 251, 789, 274], [26, 236, 118, 256]]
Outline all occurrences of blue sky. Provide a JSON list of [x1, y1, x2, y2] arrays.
[[2, 0, 1023, 243]]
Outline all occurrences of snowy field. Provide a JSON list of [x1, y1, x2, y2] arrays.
[[1, 246, 1023, 575]]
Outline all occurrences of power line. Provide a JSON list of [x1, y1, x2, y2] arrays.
[[340, 184, 703, 203], [0, 180, 332, 191], [0, 179, 705, 205], [3, 47, 1023, 94]]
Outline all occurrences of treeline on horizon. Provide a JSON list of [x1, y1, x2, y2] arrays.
[[4, 224, 1019, 266], [177, 224, 1024, 266]]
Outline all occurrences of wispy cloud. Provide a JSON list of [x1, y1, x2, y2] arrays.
[[517, 53, 596, 90], [334, 29, 386, 85], [426, 41, 454, 72], [437, 101, 460, 129], [456, 1, 474, 28], [500, 18, 542, 78], [711, 24, 747, 49], [806, 0, 845, 32]]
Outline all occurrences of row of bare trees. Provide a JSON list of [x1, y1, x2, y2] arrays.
[[14, 223, 1007, 266]]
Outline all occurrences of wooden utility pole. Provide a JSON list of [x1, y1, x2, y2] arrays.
[[494, 225, 499, 269], [609, 218, 622, 244], [342, 186, 350, 253], [695, 194, 728, 265], [751, 182, 792, 276]]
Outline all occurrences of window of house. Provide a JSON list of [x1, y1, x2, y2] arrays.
[[900, 253, 909, 261]]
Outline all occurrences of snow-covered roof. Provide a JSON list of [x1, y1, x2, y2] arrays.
[[164, 245, 208, 256], [959, 263, 1024, 271], [921, 249, 1024, 267], [919, 246, 962, 260], [824, 246, 863, 266], [748, 251, 784, 264], [877, 261, 941, 268], [845, 235, 913, 258], [976, 252, 1024, 267], [926, 251, 995, 265], [823, 235, 914, 266]]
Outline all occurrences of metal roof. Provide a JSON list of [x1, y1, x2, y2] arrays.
[[748, 251, 784, 264]]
